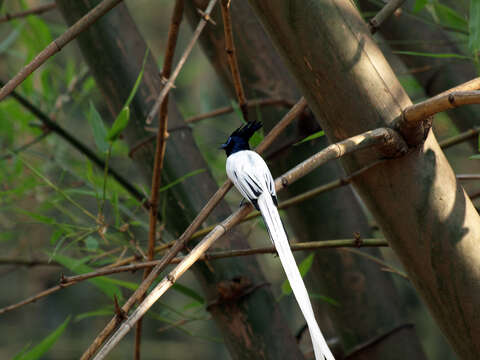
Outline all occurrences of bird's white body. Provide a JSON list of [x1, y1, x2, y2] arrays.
[[226, 150, 335, 360]]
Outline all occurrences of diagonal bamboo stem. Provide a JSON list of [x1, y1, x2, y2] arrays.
[[92, 127, 405, 359], [80, 96, 307, 360], [368, 0, 406, 34]]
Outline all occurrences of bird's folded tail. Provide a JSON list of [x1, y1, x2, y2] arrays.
[[257, 194, 335, 360]]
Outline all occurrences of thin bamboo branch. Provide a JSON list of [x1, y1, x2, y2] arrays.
[[368, 0, 406, 34], [91, 127, 405, 359], [0, 0, 123, 101], [0, 2, 56, 24], [80, 96, 307, 360], [0, 243, 175, 315], [439, 127, 480, 149], [190, 159, 386, 240], [220, 0, 248, 120], [0, 131, 50, 160], [403, 90, 480, 125], [456, 174, 480, 180], [340, 248, 408, 279], [3, 84, 148, 210], [61, 239, 386, 282], [136, 1, 184, 357], [2, 69, 89, 160], [395, 76, 480, 145], [0, 258, 59, 266], [145, 0, 218, 124], [185, 98, 295, 123]]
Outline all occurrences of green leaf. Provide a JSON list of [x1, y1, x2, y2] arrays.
[[413, 0, 428, 13], [469, 154, 480, 159], [17, 209, 55, 225], [53, 253, 122, 300], [433, 2, 468, 32], [158, 168, 206, 192], [172, 283, 205, 304], [310, 294, 340, 307], [103, 277, 138, 291], [294, 130, 325, 146], [13, 316, 70, 360], [0, 25, 24, 54], [469, 0, 480, 55], [392, 50, 472, 60], [84, 236, 99, 251], [106, 107, 130, 141], [250, 130, 264, 148], [125, 49, 149, 108], [50, 228, 64, 245], [230, 100, 245, 121], [75, 308, 113, 322], [88, 101, 109, 153], [281, 253, 315, 295]]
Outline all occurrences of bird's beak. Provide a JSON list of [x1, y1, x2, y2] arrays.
[[219, 143, 227, 150]]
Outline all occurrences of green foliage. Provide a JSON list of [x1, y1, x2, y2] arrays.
[[281, 253, 315, 296], [433, 1, 468, 32], [392, 50, 472, 60], [13, 316, 70, 360], [52, 253, 123, 300], [469, 0, 480, 57], [88, 101, 109, 154], [294, 130, 325, 146], [413, 0, 428, 13]]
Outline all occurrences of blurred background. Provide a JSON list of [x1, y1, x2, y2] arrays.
[[0, 0, 477, 358]]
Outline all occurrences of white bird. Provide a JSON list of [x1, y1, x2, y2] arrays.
[[220, 121, 335, 360]]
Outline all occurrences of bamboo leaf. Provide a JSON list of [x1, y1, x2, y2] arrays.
[[310, 294, 340, 307], [88, 101, 109, 153], [75, 308, 113, 322], [413, 0, 428, 13], [159, 168, 206, 192], [392, 50, 472, 60], [106, 106, 129, 141], [281, 253, 315, 295], [13, 316, 70, 360], [53, 253, 122, 300], [433, 2, 468, 32], [294, 130, 325, 146], [124, 49, 149, 108], [469, 0, 480, 55], [173, 283, 205, 304]]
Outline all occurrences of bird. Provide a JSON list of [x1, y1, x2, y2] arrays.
[[220, 121, 335, 360]]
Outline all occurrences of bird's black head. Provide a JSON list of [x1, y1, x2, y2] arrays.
[[220, 121, 263, 156]]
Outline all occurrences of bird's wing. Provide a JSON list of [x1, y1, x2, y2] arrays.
[[226, 151, 268, 208]]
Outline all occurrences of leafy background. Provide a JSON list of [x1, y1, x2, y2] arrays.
[[0, 0, 479, 359]]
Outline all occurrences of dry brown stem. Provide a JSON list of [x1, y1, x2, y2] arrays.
[[80, 96, 306, 359], [185, 97, 294, 123], [136, 1, 184, 357], [145, 0, 218, 124], [369, 0, 406, 34], [0, 2, 56, 23], [91, 127, 404, 359], [220, 0, 248, 120]]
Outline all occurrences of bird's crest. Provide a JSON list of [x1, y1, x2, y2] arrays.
[[230, 121, 262, 141]]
